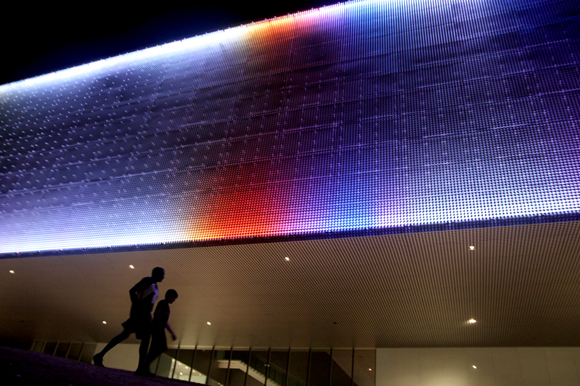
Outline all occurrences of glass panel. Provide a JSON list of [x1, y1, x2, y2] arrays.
[[172, 348, 195, 381], [192, 347, 213, 384], [31, 341, 44, 353], [330, 349, 353, 386], [156, 349, 178, 377], [43, 342, 57, 355], [247, 349, 269, 386], [54, 342, 70, 358], [287, 349, 309, 386], [353, 349, 375, 386], [150, 357, 160, 374], [227, 348, 250, 386], [209, 348, 231, 386], [79, 343, 96, 363], [67, 343, 83, 360], [268, 349, 289, 386], [309, 349, 331, 386]]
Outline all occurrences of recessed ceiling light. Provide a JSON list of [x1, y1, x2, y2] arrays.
[[102, 321, 107, 324], [180, 372, 183, 375], [368, 368, 372, 371], [129, 265, 135, 269], [472, 365, 477, 369], [469, 246, 475, 250], [284, 256, 290, 261], [9, 270, 15, 274], [207, 321, 211, 325], [468, 319, 477, 324]]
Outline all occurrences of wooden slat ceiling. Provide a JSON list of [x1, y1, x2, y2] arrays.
[[1, 221, 580, 348]]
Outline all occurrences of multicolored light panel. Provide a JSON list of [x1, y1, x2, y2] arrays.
[[1, 0, 579, 254]]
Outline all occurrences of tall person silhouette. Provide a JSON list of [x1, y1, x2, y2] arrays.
[[93, 267, 165, 371]]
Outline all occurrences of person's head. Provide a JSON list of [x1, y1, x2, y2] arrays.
[[152, 267, 165, 283], [165, 289, 178, 304]]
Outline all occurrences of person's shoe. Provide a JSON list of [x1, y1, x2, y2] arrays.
[[135, 367, 155, 377], [93, 353, 104, 367]]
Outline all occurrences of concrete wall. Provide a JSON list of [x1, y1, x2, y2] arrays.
[[94, 343, 139, 371], [376, 347, 580, 386]]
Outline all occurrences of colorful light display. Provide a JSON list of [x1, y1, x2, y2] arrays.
[[1, 0, 579, 254]]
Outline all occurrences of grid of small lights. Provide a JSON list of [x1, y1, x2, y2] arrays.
[[1, 0, 580, 254]]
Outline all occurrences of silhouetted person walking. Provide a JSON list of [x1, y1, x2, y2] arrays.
[[138, 289, 178, 377], [93, 267, 165, 371]]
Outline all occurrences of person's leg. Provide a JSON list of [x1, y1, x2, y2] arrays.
[[136, 332, 151, 372], [136, 334, 166, 377], [144, 343, 165, 369], [93, 329, 131, 366]]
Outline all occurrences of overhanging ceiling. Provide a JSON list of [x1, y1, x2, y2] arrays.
[[1, 220, 580, 348]]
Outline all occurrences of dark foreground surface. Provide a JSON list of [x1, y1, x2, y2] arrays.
[[0, 346, 202, 386]]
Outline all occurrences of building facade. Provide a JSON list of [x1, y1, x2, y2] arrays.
[[2, 0, 578, 255], [2, 0, 580, 385]]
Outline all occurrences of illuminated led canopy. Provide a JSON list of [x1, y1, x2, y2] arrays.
[[1, 0, 579, 255]]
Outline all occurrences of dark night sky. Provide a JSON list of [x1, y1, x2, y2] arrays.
[[1, 1, 339, 86]]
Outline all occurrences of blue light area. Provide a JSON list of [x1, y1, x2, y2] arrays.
[[1, 0, 580, 254]]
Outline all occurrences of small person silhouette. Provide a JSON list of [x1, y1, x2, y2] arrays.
[[93, 267, 165, 371], [137, 289, 179, 377]]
